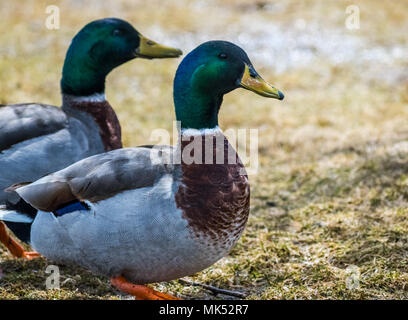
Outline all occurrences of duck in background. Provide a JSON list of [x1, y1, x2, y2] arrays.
[[0, 41, 283, 299], [0, 17, 182, 259]]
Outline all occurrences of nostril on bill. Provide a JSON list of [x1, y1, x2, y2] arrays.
[[249, 66, 258, 78]]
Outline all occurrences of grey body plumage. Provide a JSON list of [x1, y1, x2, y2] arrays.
[[0, 100, 104, 204]]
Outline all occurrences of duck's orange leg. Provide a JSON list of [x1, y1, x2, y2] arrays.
[[111, 276, 180, 300], [0, 221, 40, 260]]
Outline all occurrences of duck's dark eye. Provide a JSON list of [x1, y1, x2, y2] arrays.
[[112, 29, 123, 36], [218, 53, 227, 59]]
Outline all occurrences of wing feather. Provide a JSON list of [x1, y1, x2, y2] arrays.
[[0, 103, 68, 151], [12, 147, 176, 212]]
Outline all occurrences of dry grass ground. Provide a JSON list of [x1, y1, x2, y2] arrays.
[[1, 0, 408, 299]]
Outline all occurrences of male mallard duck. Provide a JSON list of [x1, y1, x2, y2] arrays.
[[0, 18, 183, 199], [0, 18, 182, 259], [0, 41, 283, 299]]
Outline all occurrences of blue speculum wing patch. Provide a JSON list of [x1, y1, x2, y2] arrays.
[[54, 201, 89, 216]]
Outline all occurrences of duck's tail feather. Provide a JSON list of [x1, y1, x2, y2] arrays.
[[0, 197, 37, 243], [0, 207, 34, 223]]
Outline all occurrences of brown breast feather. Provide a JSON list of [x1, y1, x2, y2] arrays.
[[175, 132, 250, 246], [68, 99, 122, 151]]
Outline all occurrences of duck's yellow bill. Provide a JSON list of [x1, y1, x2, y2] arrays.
[[240, 64, 284, 100], [136, 35, 183, 59]]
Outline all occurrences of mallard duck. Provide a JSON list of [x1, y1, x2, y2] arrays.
[[0, 41, 283, 299], [0, 18, 182, 259]]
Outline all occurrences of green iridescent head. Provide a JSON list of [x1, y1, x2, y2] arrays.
[[61, 18, 182, 96], [173, 41, 284, 129]]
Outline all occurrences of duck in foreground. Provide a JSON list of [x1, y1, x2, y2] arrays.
[[0, 41, 283, 299], [0, 18, 182, 259]]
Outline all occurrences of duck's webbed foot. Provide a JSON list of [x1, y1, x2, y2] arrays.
[[110, 276, 180, 300], [0, 221, 40, 260]]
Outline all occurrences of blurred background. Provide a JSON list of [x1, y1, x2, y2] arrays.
[[0, 0, 408, 299]]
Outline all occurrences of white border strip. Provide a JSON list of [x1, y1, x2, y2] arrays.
[[63, 93, 106, 103], [181, 126, 222, 136]]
